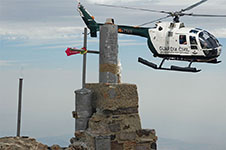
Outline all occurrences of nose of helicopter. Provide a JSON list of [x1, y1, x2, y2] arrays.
[[203, 46, 222, 58], [216, 46, 222, 56]]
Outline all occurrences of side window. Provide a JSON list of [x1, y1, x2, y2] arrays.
[[179, 35, 187, 45], [190, 36, 198, 49]]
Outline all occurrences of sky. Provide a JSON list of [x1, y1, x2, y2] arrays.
[[0, 0, 226, 149]]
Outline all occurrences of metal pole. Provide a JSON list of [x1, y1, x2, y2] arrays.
[[82, 28, 87, 88], [17, 78, 23, 137]]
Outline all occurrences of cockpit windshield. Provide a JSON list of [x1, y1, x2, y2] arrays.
[[199, 31, 220, 49]]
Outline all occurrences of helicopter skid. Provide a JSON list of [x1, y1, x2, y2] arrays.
[[138, 57, 201, 73], [206, 59, 221, 64], [170, 65, 201, 72]]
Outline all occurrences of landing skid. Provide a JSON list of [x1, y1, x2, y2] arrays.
[[207, 59, 221, 64], [138, 57, 201, 73]]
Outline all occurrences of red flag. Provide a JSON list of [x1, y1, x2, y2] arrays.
[[65, 48, 80, 56]]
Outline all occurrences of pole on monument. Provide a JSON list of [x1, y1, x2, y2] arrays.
[[74, 27, 92, 131], [99, 19, 120, 83], [16, 78, 23, 137], [82, 28, 87, 88]]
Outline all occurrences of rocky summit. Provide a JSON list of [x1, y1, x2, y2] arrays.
[[0, 137, 48, 150], [0, 136, 87, 150]]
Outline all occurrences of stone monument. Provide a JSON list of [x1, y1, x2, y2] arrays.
[[71, 20, 157, 150]]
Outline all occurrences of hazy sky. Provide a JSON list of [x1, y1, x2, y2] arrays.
[[0, 0, 226, 149]]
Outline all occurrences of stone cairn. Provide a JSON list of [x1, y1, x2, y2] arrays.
[[71, 21, 157, 150]]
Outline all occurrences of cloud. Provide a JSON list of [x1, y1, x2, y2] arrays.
[[0, 25, 87, 49], [0, 26, 84, 41], [0, 60, 15, 66], [1, 0, 226, 43], [210, 28, 226, 38], [86, 0, 150, 4]]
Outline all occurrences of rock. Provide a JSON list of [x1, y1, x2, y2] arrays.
[[150, 142, 157, 150], [72, 111, 78, 119], [0, 136, 48, 150], [74, 131, 84, 138], [118, 132, 136, 141], [70, 137, 79, 144], [111, 141, 123, 150], [123, 141, 136, 150], [85, 83, 138, 112], [108, 123, 121, 132], [67, 141, 88, 150], [95, 136, 111, 150], [50, 144, 62, 150], [136, 129, 158, 142], [88, 113, 141, 134], [135, 143, 151, 150], [103, 107, 138, 115]]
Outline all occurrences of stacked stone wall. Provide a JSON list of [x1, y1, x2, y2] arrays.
[[71, 83, 157, 150]]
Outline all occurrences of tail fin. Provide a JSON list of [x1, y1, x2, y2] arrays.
[[77, 3, 99, 37]]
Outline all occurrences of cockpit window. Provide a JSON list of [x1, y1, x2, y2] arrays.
[[199, 31, 219, 49], [190, 30, 199, 34], [190, 36, 198, 45], [179, 35, 187, 45], [190, 36, 198, 49]]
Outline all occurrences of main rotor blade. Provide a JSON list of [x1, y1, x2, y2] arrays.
[[96, 3, 171, 14], [183, 13, 226, 17], [138, 15, 171, 26], [180, 0, 207, 12]]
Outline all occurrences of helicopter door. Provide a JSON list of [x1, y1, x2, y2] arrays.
[[189, 36, 198, 54], [178, 35, 188, 55]]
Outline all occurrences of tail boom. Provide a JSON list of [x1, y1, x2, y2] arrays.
[[78, 3, 99, 37], [78, 3, 149, 38]]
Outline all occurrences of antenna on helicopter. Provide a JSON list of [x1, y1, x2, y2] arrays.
[[96, 0, 226, 26]]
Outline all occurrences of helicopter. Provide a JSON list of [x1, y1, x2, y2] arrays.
[[77, 0, 226, 72]]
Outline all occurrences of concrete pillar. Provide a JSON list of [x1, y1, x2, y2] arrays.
[[74, 88, 93, 131], [99, 24, 120, 83]]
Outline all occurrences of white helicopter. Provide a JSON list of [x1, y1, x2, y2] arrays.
[[78, 0, 226, 72]]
